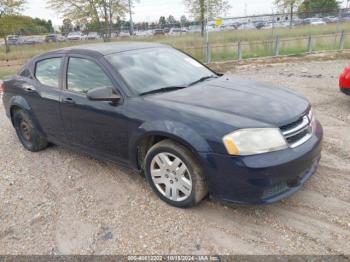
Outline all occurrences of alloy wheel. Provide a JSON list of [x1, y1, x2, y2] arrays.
[[150, 152, 192, 202]]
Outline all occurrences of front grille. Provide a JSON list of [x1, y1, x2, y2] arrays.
[[262, 182, 288, 199], [280, 114, 313, 148]]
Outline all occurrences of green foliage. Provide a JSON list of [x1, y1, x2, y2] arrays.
[[60, 18, 73, 34], [0, 0, 26, 16], [183, 0, 231, 22], [298, 0, 340, 18], [183, 0, 231, 35], [48, 0, 128, 39], [0, 15, 52, 37], [0, 0, 27, 52], [33, 18, 54, 33], [167, 15, 177, 25], [158, 16, 166, 28]]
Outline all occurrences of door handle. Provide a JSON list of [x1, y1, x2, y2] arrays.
[[62, 97, 76, 104]]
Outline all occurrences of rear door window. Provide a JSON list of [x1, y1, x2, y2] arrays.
[[35, 57, 62, 88]]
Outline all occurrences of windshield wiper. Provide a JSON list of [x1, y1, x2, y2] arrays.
[[188, 75, 218, 87], [140, 86, 187, 96]]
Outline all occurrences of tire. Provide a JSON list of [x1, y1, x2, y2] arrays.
[[144, 139, 208, 208], [13, 110, 48, 152]]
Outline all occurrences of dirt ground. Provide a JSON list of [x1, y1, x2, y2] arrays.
[[0, 59, 349, 255]]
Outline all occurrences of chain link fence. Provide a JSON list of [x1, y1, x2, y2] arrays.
[[1, 8, 350, 65]]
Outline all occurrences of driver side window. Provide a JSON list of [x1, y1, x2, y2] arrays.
[[67, 57, 113, 94]]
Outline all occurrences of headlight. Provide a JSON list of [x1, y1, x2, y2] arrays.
[[223, 128, 288, 156], [308, 109, 317, 131]]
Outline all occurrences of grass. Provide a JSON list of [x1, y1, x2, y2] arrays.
[[0, 66, 18, 79], [1, 22, 350, 64]]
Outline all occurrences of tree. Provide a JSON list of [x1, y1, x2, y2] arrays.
[[60, 18, 73, 35], [0, 0, 27, 53], [274, 0, 302, 28], [167, 15, 176, 26], [48, 0, 128, 41], [298, 0, 340, 18], [183, 0, 231, 36], [180, 15, 188, 27], [33, 17, 54, 32], [158, 16, 166, 28], [127, 0, 140, 36]]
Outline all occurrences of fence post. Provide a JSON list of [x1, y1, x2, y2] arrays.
[[237, 41, 242, 60], [308, 35, 313, 53], [206, 43, 211, 63], [339, 31, 345, 50], [274, 35, 280, 56]]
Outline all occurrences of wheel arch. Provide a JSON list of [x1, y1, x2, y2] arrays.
[[129, 120, 211, 171], [8, 96, 45, 136]]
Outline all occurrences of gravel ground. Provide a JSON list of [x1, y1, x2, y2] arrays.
[[0, 59, 349, 255]]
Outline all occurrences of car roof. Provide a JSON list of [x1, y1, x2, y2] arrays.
[[40, 42, 168, 59]]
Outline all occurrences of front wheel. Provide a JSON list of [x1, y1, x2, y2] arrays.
[[144, 139, 208, 208]]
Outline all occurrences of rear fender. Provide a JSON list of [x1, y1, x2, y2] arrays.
[[8, 96, 46, 136]]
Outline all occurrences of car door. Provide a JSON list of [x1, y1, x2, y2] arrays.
[[19, 56, 66, 143], [59, 55, 130, 163]]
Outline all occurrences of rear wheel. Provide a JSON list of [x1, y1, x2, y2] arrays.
[[13, 110, 48, 152], [144, 139, 207, 208]]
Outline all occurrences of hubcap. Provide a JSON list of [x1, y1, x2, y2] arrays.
[[20, 120, 32, 141], [150, 152, 192, 202]]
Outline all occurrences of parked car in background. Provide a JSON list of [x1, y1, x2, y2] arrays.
[[135, 30, 153, 37], [153, 29, 165, 36], [168, 28, 183, 35], [254, 21, 266, 30], [7, 35, 25, 45], [341, 15, 350, 22], [86, 32, 100, 40], [339, 65, 350, 96], [67, 32, 83, 41], [188, 25, 201, 33], [45, 34, 59, 43], [323, 16, 339, 23], [2, 42, 323, 208], [304, 18, 326, 26], [23, 36, 44, 45], [231, 22, 242, 30], [118, 31, 131, 37]]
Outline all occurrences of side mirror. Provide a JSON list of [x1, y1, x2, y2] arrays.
[[87, 87, 121, 103]]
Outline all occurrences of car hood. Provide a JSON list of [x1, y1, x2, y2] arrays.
[[147, 75, 310, 127]]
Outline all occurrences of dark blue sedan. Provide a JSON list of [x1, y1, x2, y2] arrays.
[[1, 42, 323, 207]]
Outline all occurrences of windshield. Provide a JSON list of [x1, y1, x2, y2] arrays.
[[106, 47, 215, 95]]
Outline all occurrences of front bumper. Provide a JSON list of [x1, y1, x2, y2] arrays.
[[199, 120, 323, 205]]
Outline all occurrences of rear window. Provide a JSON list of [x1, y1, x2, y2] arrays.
[[35, 57, 62, 87]]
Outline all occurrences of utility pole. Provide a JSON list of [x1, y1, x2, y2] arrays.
[[244, 2, 247, 29], [128, 0, 134, 36]]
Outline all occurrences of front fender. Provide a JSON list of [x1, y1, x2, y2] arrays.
[[129, 120, 212, 168]]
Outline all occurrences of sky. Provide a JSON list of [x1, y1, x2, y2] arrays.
[[23, 0, 348, 26]]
